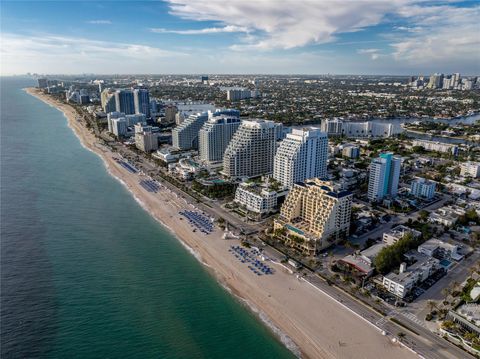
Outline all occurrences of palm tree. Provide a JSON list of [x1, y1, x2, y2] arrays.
[[427, 300, 437, 312], [441, 287, 451, 301]]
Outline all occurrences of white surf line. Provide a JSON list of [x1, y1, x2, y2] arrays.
[[300, 277, 425, 359]]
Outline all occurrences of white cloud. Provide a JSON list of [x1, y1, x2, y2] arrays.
[[150, 25, 248, 34], [391, 5, 480, 70], [358, 48, 383, 60], [165, 0, 479, 72], [0, 33, 187, 75], [166, 0, 410, 50], [87, 20, 112, 25]]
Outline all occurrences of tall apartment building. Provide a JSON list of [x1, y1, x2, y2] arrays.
[[111, 118, 127, 137], [133, 89, 150, 117], [273, 128, 328, 189], [115, 89, 135, 115], [226, 88, 255, 101], [368, 153, 401, 202], [37, 78, 48, 89], [412, 139, 458, 156], [164, 105, 177, 123], [198, 111, 241, 165], [427, 73, 444, 89], [222, 119, 276, 179], [172, 109, 237, 151], [107, 112, 146, 137], [410, 177, 436, 199], [135, 124, 158, 153], [172, 112, 208, 150], [101, 89, 116, 113], [274, 179, 352, 255]]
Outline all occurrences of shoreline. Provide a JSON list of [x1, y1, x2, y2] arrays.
[[25, 87, 417, 359]]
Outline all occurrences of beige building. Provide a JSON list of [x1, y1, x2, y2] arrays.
[[135, 124, 158, 153], [274, 179, 353, 255]]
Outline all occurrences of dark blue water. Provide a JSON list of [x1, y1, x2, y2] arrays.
[[0, 77, 294, 359]]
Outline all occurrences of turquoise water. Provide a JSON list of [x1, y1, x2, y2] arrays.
[[0, 77, 295, 359]]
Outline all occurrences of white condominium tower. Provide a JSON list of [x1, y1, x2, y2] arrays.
[[273, 127, 328, 189], [274, 179, 353, 255], [199, 111, 241, 165], [173, 109, 238, 151], [223, 119, 276, 179], [368, 152, 401, 202]]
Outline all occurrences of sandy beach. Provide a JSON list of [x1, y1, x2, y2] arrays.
[[25, 88, 417, 359]]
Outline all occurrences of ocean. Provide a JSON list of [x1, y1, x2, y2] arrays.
[[0, 77, 294, 359]]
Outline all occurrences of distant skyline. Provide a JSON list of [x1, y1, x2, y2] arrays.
[[1, 0, 479, 76]]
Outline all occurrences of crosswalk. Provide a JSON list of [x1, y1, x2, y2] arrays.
[[376, 317, 388, 326], [401, 311, 427, 328]]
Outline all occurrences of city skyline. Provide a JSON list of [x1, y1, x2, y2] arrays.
[[1, 0, 479, 76]]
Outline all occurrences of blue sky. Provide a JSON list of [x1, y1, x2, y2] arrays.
[[1, 0, 479, 75]]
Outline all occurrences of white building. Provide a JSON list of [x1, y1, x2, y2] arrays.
[[429, 205, 465, 227], [344, 122, 395, 138], [368, 153, 401, 202], [226, 88, 257, 101], [234, 182, 278, 215], [107, 112, 146, 138], [223, 119, 277, 179], [412, 139, 458, 156], [418, 238, 463, 261], [383, 254, 439, 298], [273, 128, 328, 189], [383, 225, 422, 246], [410, 177, 436, 199], [173, 109, 237, 151], [320, 118, 343, 136], [107, 112, 125, 133], [460, 162, 480, 178], [111, 118, 127, 137], [198, 111, 241, 165], [172, 111, 209, 150], [320, 119, 396, 138]]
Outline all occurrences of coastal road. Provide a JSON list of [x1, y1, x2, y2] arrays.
[[260, 244, 473, 359], [112, 144, 259, 235], [303, 274, 474, 359]]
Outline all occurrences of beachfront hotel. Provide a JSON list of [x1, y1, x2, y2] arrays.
[[222, 119, 277, 179], [173, 109, 238, 151], [274, 179, 353, 255], [172, 111, 209, 150], [273, 127, 328, 189], [367, 152, 401, 202], [198, 110, 241, 165]]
